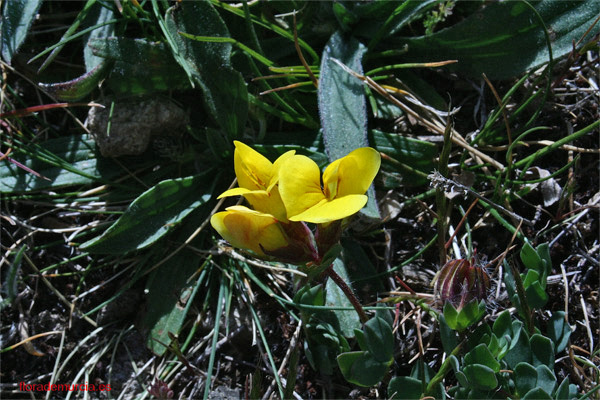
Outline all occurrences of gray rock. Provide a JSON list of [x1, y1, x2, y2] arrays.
[[86, 97, 188, 157]]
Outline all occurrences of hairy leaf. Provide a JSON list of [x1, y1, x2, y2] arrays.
[[1, 0, 43, 63], [80, 174, 214, 254]]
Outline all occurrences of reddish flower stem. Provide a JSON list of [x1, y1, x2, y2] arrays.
[[325, 265, 369, 324]]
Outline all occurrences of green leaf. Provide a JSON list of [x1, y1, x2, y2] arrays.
[[521, 267, 548, 309], [514, 363, 556, 399], [332, 2, 359, 32], [504, 263, 522, 313], [515, 362, 538, 396], [536, 364, 557, 395], [396, 1, 600, 79], [388, 376, 423, 400], [139, 249, 203, 355], [548, 311, 571, 354], [83, 2, 114, 71], [463, 364, 498, 390], [492, 310, 512, 338], [0, 134, 133, 193], [555, 377, 573, 400], [337, 351, 390, 387], [80, 174, 214, 254], [449, 355, 469, 388], [439, 314, 459, 354], [341, 238, 385, 293], [363, 316, 394, 363], [369, 130, 436, 186], [89, 37, 190, 95], [464, 344, 501, 373], [521, 242, 543, 273], [1, 0, 43, 64], [39, 60, 112, 101], [443, 301, 459, 331], [359, 0, 440, 48], [294, 284, 325, 307], [466, 323, 492, 351], [164, 0, 247, 140], [318, 31, 379, 219], [523, 387, 553, 400], [354, 328, 367, 352], [454, 300, 486, 332], [504, 329, 532, 370], [491, 310, 515, 358], [304, 319, 350, 375], [1, 245, 26, 309], [325, 258, 361, 338], [531, 334, 555, 369], [537, 243, 552, 277], [411, 360, 444, 399]]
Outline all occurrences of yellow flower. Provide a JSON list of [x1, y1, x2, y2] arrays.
[[279, 147, 380, 223], [210, 206, 289, 257], [218, 141, 295, 222]]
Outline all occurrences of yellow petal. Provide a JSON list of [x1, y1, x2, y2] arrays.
[[217, 186, 288, 222], [233, 141, 273, 190], [218, 187, 253, 199], [268, 150, 296, 191], [210, 206, 288, 256], [279, 155, 326, 218], [243, 187, 288, 222], [323, 147, 381, 198], [288, 194, 367, 223]]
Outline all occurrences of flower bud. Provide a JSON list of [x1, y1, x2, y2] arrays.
[[433, 257, 491, 310]]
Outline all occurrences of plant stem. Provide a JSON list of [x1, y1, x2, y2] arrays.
[[436, 119, 453, 265], [325, 265, 369, 324], [424, 338, 465, 397], [508, 261, 535, 335]]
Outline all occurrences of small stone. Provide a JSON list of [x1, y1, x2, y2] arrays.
[[86, 97, 188, 157]]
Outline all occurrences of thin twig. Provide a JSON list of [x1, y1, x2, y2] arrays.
[[445, 198, 479, 250], [293, 13, 318, 89], [429, 171, 534, 226], [262, 321, 302, 400], [331, 58, 505, 171], [142, 178, 237, 277], [23, 253, 97, 327]]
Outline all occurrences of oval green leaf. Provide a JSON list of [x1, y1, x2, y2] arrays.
[[80, 174, 214, 254]]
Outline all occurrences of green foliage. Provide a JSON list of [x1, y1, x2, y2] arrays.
[[387, 376, 422, 400], [0, 134, 144, 193], [163, 0, 247, 143], [337, 316, 393, 387], [448, 321, 571, 399], [0, 245, 26, 310], [397, 1, 600, 79], [370, 130, 436, 187], [39, 61, 113, 101], [325, 258, 361, 337], [2, 0, 591, 397], [440, 244, 575, 398], [80, 174, 215, 254], [139, 249, 204, 355], [88, 37, 190, 95], [547, 312, 571, 354], [505, 242, 553, 319], [423, 0, 455, 35], [442, 300, 486, 333], [36, 1, 117, 100], [294, 284, 352, 376], [318, 31, 378, 219], [0, 0, 43, 63]]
